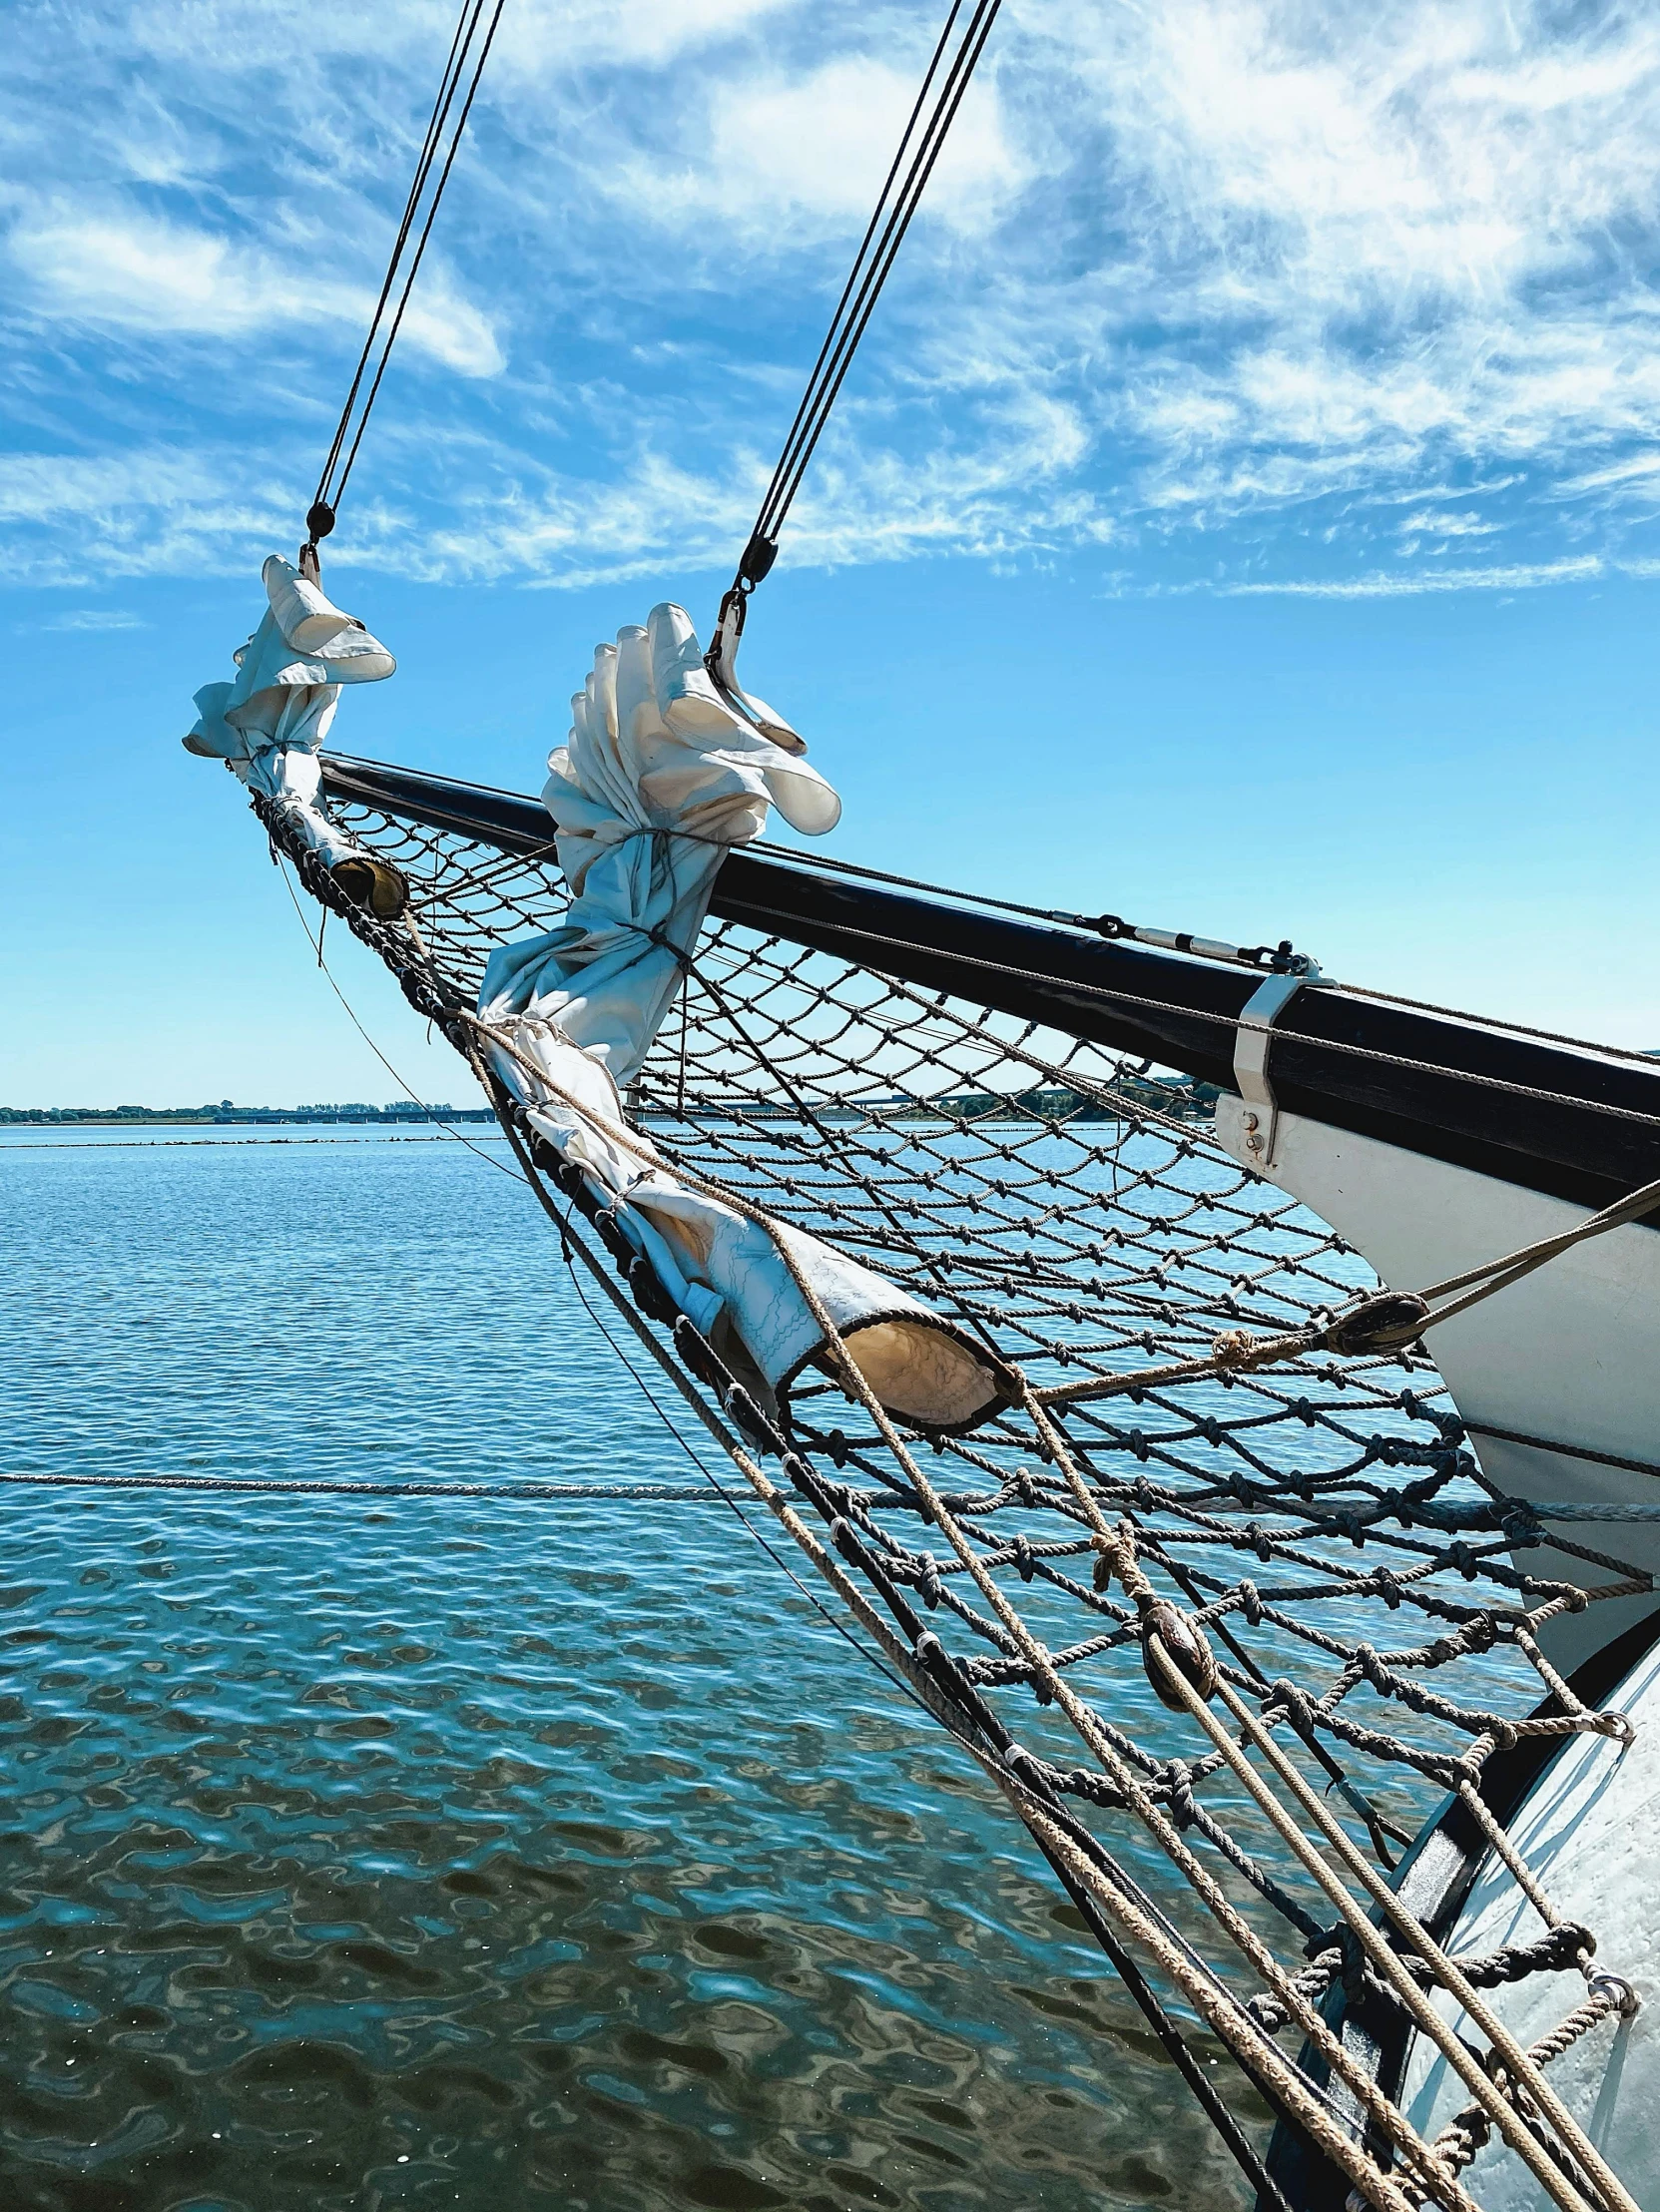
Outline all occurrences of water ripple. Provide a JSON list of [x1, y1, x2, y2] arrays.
[[1, 1131, 1262, 2209]]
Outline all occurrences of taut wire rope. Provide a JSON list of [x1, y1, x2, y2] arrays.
[[707, 0, 1004, 670], [303, 0, 507, 564]]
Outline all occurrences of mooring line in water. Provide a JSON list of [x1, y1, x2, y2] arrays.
[[0, 1470, 743, 1501]]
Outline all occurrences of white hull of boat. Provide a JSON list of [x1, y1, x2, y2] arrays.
[[1395, 1635, 1660, 2210], [1215, 1097, 1660, 1673]]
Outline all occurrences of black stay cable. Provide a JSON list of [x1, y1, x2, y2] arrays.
[[310, 2, 474, 521], [709, 0, 1004, 672], [753, 1, 968, 549], [303, 0, 507, 563]]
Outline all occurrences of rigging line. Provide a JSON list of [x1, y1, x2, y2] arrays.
[[330, 0, 508, 514], [744, 834, 1660, 1067], [1463, 1424, 1660, 1486], [719, 0, 1003, 604], [322, 760, 1660, 1071], [274, 857, 526, 1186], [307, 0, 505, 539], [757, 0, 1003, 545], [314, 0, 480, 511], [726, 891, 1660, 1134], [767, 0, 1003, 535], [749, 0, 968, 546], [0, 1471, 734, 1501]]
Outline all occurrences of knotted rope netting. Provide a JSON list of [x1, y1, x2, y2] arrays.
[[254, 786, 1650, 2212]]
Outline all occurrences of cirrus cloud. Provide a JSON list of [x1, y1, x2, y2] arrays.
[[0, 0, 1658, 597]]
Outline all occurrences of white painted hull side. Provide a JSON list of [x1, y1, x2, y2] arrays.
[[1215, 1097, 1660, 1672], [1395, 1636, 1660, 2211]]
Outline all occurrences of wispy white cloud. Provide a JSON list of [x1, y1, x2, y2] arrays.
[[1554, 449, 1660, 501], [3, 0, 1660, 595], [36, 607, 146, 631], [1219, 556, 1605, 597], [8, 206, 503, 375], [1395, 508, 1497, 539], [0, 445, 290, 584], [1025, 0, 1660, 545], [601, 55, 1023, 241]]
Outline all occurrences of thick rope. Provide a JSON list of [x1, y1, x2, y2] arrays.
[[0, 1470, 756, 1501], [255, 794, 1647, 2212], [441, 1006, 1637, 2212], [455, 1018, 1477, 2201]]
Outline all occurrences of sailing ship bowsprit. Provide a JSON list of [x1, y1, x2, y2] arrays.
[[187, 7, 1658, 2209]]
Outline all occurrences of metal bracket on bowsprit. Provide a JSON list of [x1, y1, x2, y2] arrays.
[[1233, 957, 1328, 1172]]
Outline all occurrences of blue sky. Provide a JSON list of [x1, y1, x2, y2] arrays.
[[6, 0, 1660, 1105]]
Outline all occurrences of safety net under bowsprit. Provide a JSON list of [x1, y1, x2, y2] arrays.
[[240, 760, 1648, 2212], [181, 3, 1652, 2203]]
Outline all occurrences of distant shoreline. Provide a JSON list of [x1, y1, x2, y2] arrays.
[[0, 1109, 498, 1129]]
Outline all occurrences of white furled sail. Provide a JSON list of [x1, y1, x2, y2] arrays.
[[478, 604, 1008, 1434], [185, 556, 404, 913]]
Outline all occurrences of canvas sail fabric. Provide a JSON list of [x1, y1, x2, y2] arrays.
[[185, 556, 396, 873], [480, 604, 1007, 1433]]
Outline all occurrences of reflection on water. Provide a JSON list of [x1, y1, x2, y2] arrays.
[[1, 1130, 1263, 2210]]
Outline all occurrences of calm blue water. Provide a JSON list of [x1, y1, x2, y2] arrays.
[[0, 1128, 1261, 2212]]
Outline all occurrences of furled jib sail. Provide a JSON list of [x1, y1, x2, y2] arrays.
[[185, 556, 406, 917], [188, 581, 1009, 1435], [476, 604, 1008, 1434]]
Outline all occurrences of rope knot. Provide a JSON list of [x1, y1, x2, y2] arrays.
[[1161, 1758, 1200, 1830], [1353, 1643, 1390, 1692], [1265, 1677, 1317, 1735]]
